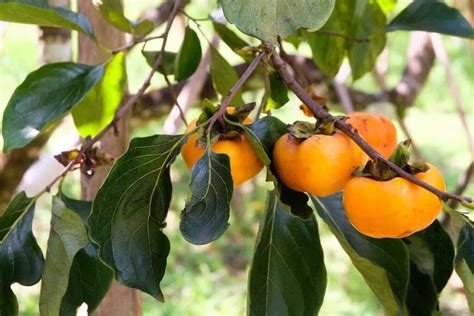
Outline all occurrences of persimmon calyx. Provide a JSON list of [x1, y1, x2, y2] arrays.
[[354, 140, 430, 181]]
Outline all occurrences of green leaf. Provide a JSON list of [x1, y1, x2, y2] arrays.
[[180, 150, 233, 245], [386, 1, 474, 38], [455, 224, 474, 312], [94, 0, 153, 36], [221, 0, 335, 43], [142, 50, 177, 75], [0, 0, 95, 40], [311, 193, 409, 315], [212, 22, 251, 61], [248, 191, 326, 315], [174, 26, 202, 81], [405, 221, 454, 292], [89, 134, 186, 301], [347, 0, 387, 79], [0, 191, 35, 243], [238, 116, 287, 166], [59, 196, 113, 315], [209, 46, 244, 106], [2, 62, 104, 151], [0, 204, 44, 316], [72, 52, 126, 137], [305, 0, 387, 79], [39, 197, 89, 316], [376, 0, 396, 14], [404, 221, 454, 315], [266, 70, 289, 110]]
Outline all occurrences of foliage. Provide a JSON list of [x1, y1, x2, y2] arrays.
[[0, 0, 473, 315]]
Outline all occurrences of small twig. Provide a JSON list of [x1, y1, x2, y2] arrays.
[[44, 0, 182, 191], [207, 50, 265, 132], [277, 37, 308, 87], [430, 33, 474, 157], [256, 56, 271, 120], [161, 68, 188, 126], [266, 42, 472, 204], [111, 34, 164, 54], [315, 30, 370, 43], [449, 162, 474, 209], [332, 63, 354, 113]]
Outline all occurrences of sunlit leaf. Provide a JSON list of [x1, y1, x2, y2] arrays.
[[180, 150, 233, 245], [59, 196, 113, 315], [248, 191, 326, 315], [72, 52, 126, 137], [94, 0, 153, 36], [2, 62, 104, 151], [39, 197, 89, 316], [89, 134, 185, 301], [221, 0, 335, 43]]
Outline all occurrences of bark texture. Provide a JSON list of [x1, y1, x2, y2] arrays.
[[77, 1, 141, 315]]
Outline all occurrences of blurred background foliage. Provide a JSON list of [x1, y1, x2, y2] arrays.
[[0, 0, 472, 315]]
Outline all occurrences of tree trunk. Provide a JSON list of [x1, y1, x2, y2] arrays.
[[77, 1, 141, 315]]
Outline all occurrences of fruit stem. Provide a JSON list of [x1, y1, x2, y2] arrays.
[[207, 50, 266, 133]]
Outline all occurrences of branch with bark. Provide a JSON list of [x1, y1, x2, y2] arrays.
[[265, 42, 472, 204]]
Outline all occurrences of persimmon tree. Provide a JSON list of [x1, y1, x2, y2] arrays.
[[0, 0, 473, 315]]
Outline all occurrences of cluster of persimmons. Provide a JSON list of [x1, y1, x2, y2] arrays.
[[181, 105, 445, 239]]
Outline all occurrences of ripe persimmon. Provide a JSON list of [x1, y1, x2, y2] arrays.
[[300, 105, 397, 159], [181, 114, 263, 188], [346, 112, 397, 158], [273, 131, 364, 197], [343, 163, 445, 238]]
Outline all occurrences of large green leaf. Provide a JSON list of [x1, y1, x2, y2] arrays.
[[311, 193, 409, 315], [174, 26, 202, 81], [455, 224, 474, 312], [305, 1, 350, 77], [72, 52, 126, 137], [39, 197, 89, 316], [306, 0, 387, 79], [248, 191, 326, 315], [0, 191, 35, 243], [238, 116, 287, 166], [404, 221, 454, 315], [0, 204, 44, 316], [94, 0, 153, 36], [346, 0, 386, 79], [209, 46, 244, 106], [180, 150, 233, 245], [89, 134, 185, 301], [60, 196, 113, 315], [2, 62, 104, 151], [220, 0, 335, 43], [386, 1, 474, 38], [0, 0, 95, 40]]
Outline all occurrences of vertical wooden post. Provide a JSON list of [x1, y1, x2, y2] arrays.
[[77, 1, 141, 315]]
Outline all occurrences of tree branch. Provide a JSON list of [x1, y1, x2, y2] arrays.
[[266, 43, 472, 204]]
